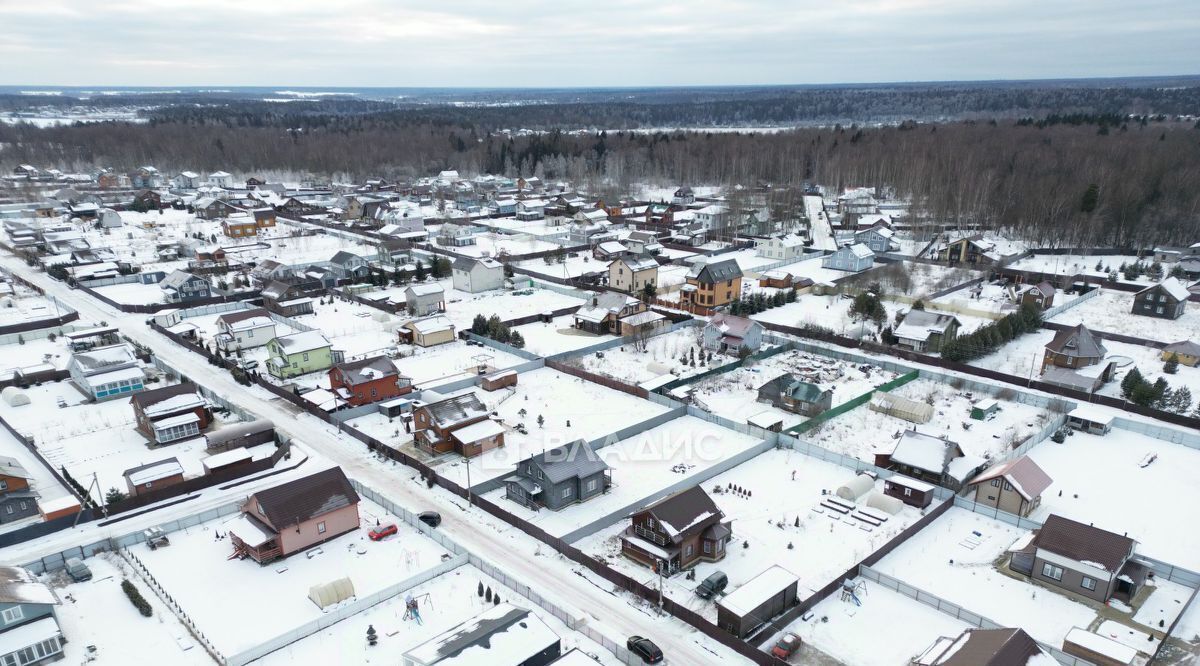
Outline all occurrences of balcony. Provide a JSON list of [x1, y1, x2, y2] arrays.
[[634, 524, 670, 547]]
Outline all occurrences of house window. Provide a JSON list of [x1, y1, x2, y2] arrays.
[[1081, 576, 1096, 591], [2, 606, 23, 623], [903, 487, 912, 497], [257, 502, 265, 516], [585, 479, 598, 493], [990, 478, 1000, 487], [302, 353, 310, 362], [18, 502, 25, 511], [4, 506, 10, 514], [703, 541, 712, 554], [0, 481, 7, 491], [317, 521, 327, 534], [1156, 307, 1163, 314], [684, 544, 693, 557], [1041, 563, 1064, 581], [562, 487, 573, 499]]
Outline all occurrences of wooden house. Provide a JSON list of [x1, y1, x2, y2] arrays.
[[1008, 514, 1140, 604], [1041, 324, 1107, 373], [327, 356, 412, 406], [0, 456, 38, 524], [620, 486, 731, 575], [882, 474, 934, 509], [412, 393, 503, 457], [130, 382, 210, 445], [965, 456, 1052, 517], [503, 440, 611, 511], [1132, 277, 1189, 320], [228, 467, 361, 565], [123, 457, 185, 497], [756, 373, 831, 416]]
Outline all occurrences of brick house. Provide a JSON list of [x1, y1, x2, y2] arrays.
[[621, 486, 731, 575], [228, 467, 361, 565], [327, 356, 412, 406]]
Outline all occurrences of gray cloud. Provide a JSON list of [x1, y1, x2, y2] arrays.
[[2, 0, 1197, 86]]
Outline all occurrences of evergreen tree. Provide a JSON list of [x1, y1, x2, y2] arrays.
[[1164, 354, 1179, 375], [414, 260, 427, 282], [1169, 387, 1192, 414], [1080, 183, 1099, 212], [509, 331, 525, 349], [471, 314, 488, 335], [1120, 368, 1144, 399], [105, 487, 127, 505]]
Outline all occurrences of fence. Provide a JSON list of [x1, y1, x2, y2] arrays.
[[1042, 284, 1101, 320], [462, 331, 543, 361], [544, 358, 648, 399], [857, 565, 1095, 666], [75, 279, 264, 314], [1111, 416, 1200, 451], [1042, 320, 1166, 349], [784, 369, 921, 435], [122, 545, 230, 664], [652, 337, 797, 395]]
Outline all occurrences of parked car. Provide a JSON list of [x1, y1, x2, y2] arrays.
[[65, 558, 92, 582], [627, 636, 663, 664], [144, 527, 170, 550], [368, 523, 398, 541], [771, 632, 801, 659], [418, 511, 441, 528], [695, 571, 727, 599]]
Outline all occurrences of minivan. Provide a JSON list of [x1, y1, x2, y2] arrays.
[[695, 571, 727, 599], [65, 558, 92, 582]]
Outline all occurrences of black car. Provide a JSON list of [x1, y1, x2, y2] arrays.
[[627, 636, 663, 664], [418, 511, 441, 528]]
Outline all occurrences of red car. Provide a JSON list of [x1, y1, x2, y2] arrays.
[[771, 632, 800, 659], [368, 523, 398, 541]]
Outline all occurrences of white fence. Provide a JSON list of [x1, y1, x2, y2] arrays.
[[1042, 285, 1102, 321], [1112, 416, 1200, 451]]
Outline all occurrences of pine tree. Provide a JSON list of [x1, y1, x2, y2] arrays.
[[1120, 368, 1144, 399], [1080, 183, 1099, 212], [1169, 387, 1192, 414], [105, 487, 127, 505], [1164, 354, 1179, 375], [414, 261, 427, 282], [471, 314, 488, 335], [485, 587, 493, 603], [478, 581, 485, 597]]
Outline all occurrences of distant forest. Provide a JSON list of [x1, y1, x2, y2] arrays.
[[2, 80, 1199, 247]]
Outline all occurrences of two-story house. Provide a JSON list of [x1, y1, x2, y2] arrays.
[[130, 382, 211, 445], [755, 234, 806, 261], [607, 255, 659, 294], [404, 284, 446, 316], [503, 440, 611, 511], [1132, 277, 1189, 320], [894, 311, 960, 354], [228, 467, 361, 565], [266, 331, 337, 379], [159, 270, 212, 304], [67, 344, 145, 401], [328, 251, 370, 281], [411, 392, 504, 458], [0, 457, 38, 524], [852, 224, 896, 253], [621, 486, 731, 575], [451, 258, 504, 294], [702, 314, 764, 353], [883, 430, 986, 491], [1014, 281, 1055, 310], [572, 292, 646, 335], [964, 456, 1053, 518], [679, 259, 743, 309], [215, 308, 276, 351], [822, 243, 875, 272], [260, 280, 314, 317], [624, 230, 664, 256], [328, 356, 412, 406], [0, 566, 64, 664], [1041, 324, 1107, 373]]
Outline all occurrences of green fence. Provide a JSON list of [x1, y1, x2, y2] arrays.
[[653, 340, 798, 394], [785, 369, 921, 435]]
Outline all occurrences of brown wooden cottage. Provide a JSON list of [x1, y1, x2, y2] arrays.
[[1008, 514, 1141, 604], [621, 485, 731, 576], [229, 467, 361, 564], [1042, 324, 1107, 372], [130, 382, 211, 445], [964, 456, 1053, 517], [412, 393, 505, 458]]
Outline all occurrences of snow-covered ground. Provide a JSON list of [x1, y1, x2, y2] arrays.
[[1047, 289, 1200, 343], [751, 291, 992, 339], [0, 380, 264, 498], [689, 349, 897, 431], [515, 254, 606, 281], [481, 416, 763, 539], [1026, 427, 1200, 570], [569, 326, 734, 386], [849, 261, 983, 300], [133, 495, 452, 656], [49, 553, 213, 665], [511, 315, 615, 356], [451, 232, 560, 259], [0, 334, 73, 381], [92, 280, 172, 306], [579, 447, 932, 623], [774, 578, 972, 666], [873, 507, 1098, 647], [0, 423, 71, 506], [250, 562, 622, 665], [432, 369, 671, 487], [805, 378, 1051, 464], [359, 281, 587, 333], [0, 287, 65, 327], [1008, 254, 1151, 285]]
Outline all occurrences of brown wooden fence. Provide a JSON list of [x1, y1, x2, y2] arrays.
[[544, 358, 649, 399]]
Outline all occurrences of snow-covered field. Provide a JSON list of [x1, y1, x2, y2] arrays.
[[395, 342, 528, 390], [250, 562, 622, 665], [774, 578, 972, 666], [1008, 254, 1151, 285], [134, 495, 451, 656], [1048, 289, 1200, 343], [451, 232, 560, 258], [360, 281, 587, 333], [805, 378, 1051, 464], [689, 349, 898, 431], [873, 508, 1098, 647], [1026, 427, 1200, 570], [481, 416, 763, 539], [931, 280, 1085, 316], [0, 288, 64, 327], [92, 280, 172, 306], [0, 380, 264, 497], [579, 447, 931, 622], [752, 291, 992, 339], [0, 424, 71, 506], [569, 326, 734, 386], [515, 253, 607, 280], [49, 554, 213, 665], [0, 334, 73, 381], [432, 368, 671, 487]]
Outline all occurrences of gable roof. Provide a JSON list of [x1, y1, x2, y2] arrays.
[[895, 310, 960, 342], [420, 393, 488, 429], [526, 439, 609, 484], [260, 280, 297, 300], [129, 382, 205, 416], [837, 243, 875, 259], [614, 255, 659, 272], [639, 485, 723, 540], [333, 356, 402, 386], [0, 456, 31, 480], [931, 628, 1044, 666], [1022, 281, 1055, 298], [271, 330, 332, 355], [0, 566, 59, 606], [707, 313, 759, 339], [1137, 277, 1190, 302], [1164, 340, 1200, 357], [688, 259, 742, 284], [761, 373, 828, 403], [1034, 514, 1134, 572], [406, 283, 444, 298], [967, 456, 1053, 501], [329, 250, 364, 265], [217, 307, 274, 330], [1044, 324, 1106, 358], [160, 269, 203, 289], [251, 467, 359, 531], [891, 430, 979, 480]]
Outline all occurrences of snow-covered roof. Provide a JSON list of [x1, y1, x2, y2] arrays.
[[272, 330, 331, 354], [1067, 406, 1114, 425], [619, 311, 667, 327], [406, 283, 444, 297], [1138, 276, 1191, 302], [407, 316, 453, 335], [203, 448, 253, 469], [86, 365, 145, 386], [891, 431, 958, 474], [841, 243, 874, 259], [0, 567, 59, 605], [403, 604, 559, 666], [895, 311, 959, 342], [227, 513, 274, 548], [152, 412, 200, 430], [1064, 628, 1137, 663], [124, 457, 183, 485], [717, 565, 799, 617], [0, 617, 61, 656]]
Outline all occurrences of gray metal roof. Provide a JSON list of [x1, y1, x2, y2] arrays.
[[1045, 324, 1106, 359], [688, 259, 743, 284], [527, 439, 609, 484]]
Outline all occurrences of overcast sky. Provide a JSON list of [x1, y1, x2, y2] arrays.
[[3, 0, 1198, 87]]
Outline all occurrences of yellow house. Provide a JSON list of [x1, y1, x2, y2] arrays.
[[400, 316, 456, 347], [1162, 340, 1200, 367], [680, 259, 743, 308]]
